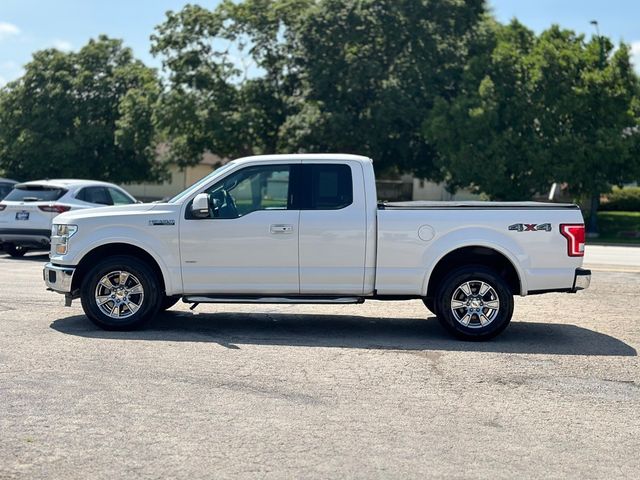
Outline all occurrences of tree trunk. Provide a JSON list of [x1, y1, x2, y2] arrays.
[[587, 193, 599, 237]]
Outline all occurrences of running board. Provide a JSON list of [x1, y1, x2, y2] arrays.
[[183, 295, 365, 305]]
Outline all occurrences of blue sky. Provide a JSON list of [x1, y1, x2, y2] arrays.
[[1, 0, 639, 85]]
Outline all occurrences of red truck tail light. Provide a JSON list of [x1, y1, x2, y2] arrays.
[[38, 205, 71, 213], [560, 224, 585, 257]]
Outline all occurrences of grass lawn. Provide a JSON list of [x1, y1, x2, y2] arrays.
[[591, 211, 640, 245]]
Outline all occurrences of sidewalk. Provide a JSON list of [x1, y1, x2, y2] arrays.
[[583, 245, 640, 273]]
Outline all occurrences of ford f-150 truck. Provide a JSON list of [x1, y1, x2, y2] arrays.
[[43, 154, 590, 340]]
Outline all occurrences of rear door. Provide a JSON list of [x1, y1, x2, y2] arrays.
[[297, 162, 367, 294]]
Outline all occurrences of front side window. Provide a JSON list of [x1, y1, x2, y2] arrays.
[[200, 165, 291, 219]]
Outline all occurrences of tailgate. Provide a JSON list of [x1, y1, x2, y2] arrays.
[[0, 201, 55, 233]]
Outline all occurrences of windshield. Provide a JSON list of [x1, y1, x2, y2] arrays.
[[168, 162, 237, 203], [4, 185, 67, 202]]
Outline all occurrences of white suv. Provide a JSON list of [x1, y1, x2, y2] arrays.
[[0, 179, 136, 257]]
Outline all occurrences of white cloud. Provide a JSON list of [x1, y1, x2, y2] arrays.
[[0, 22, 20, 40], [631, 41, 640, 74], [52, 39, 73, 52]]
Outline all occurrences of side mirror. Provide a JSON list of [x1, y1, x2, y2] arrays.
[[191, 193, 210, 218]]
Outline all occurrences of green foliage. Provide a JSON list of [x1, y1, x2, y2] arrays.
[[597, 211, 640, 242], [279, 0, 485, 176], [150, 1, 302, 167], [151, 0, 487, 176], [0, 36, 161, 183], [424, 21, 640, 200], [601, 187, 640, 211], [2, 1, 639, 202]]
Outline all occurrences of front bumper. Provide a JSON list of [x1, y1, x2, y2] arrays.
[[572, 267, 591, 292], [43, 262, 76, 293]]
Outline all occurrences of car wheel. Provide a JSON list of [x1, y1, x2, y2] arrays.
[[5, 244, 27, 257], [435, 265, 514, 341], [160, 295, 181, 311], [80, 255, 160, 330]]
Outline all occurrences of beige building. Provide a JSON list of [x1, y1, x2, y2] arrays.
[[124, 152, 223, 202], [124, 153, 479, 203]]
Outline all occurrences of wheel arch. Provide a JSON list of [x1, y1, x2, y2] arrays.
[[424, 245, 523, 299], [71, 243, 168, 294]]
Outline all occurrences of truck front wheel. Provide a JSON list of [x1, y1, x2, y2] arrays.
[[160, 295, 181, 311], [435, 266, 514, 341], [80, 255, 161, 330]]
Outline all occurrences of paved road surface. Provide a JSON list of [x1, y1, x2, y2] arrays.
[[0, 251, 638, 479]]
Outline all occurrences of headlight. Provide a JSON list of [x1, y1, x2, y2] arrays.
[[52, 224, 78, 238], [51, 224, 78, 255]]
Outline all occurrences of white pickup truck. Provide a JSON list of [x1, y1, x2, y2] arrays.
[[44, 154, 590, 340]]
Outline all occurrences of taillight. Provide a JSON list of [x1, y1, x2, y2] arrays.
[[560, 224, 585, 257], [38, 205, 71, 213]]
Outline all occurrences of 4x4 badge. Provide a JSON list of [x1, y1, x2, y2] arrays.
[[509, 223, 552, 232]]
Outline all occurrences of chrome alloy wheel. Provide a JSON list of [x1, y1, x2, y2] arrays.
[[450, 280, 500, 329], [94, 271, 144, 320]]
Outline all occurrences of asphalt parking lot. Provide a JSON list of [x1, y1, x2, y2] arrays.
[[1, 249, 639, 479]]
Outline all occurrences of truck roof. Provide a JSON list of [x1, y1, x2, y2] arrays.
[[232, 153, 373, 165]]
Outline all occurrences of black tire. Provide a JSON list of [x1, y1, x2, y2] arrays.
[[80, 255, 161, 330], [422, 298, 438, 317], [435, 265, 514, 341], [160, 295, 181, 311], [5, 244, 27, 257]]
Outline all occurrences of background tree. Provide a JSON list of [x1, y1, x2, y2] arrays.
[[0, 36, 161, 182], [150, 1, 306, 167], [151, 0, 487, 178], [425, 21, 640, 217]]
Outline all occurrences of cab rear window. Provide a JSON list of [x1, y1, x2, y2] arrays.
[[3, 186, 67, 202]]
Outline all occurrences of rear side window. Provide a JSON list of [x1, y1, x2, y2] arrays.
[[295, 164, 353, 210], [108, 187, 135, 205], [76, 187, 113, 205], [4, 186, 66, 202]]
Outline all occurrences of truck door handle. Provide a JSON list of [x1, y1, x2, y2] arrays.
[[270, 224, 293, 234]]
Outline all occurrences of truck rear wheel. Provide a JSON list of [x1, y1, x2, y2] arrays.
[[80, 255, 161, 330], [435, 266, 514, 341]]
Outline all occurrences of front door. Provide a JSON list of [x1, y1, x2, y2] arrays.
[[180, 163, 299, 294]]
